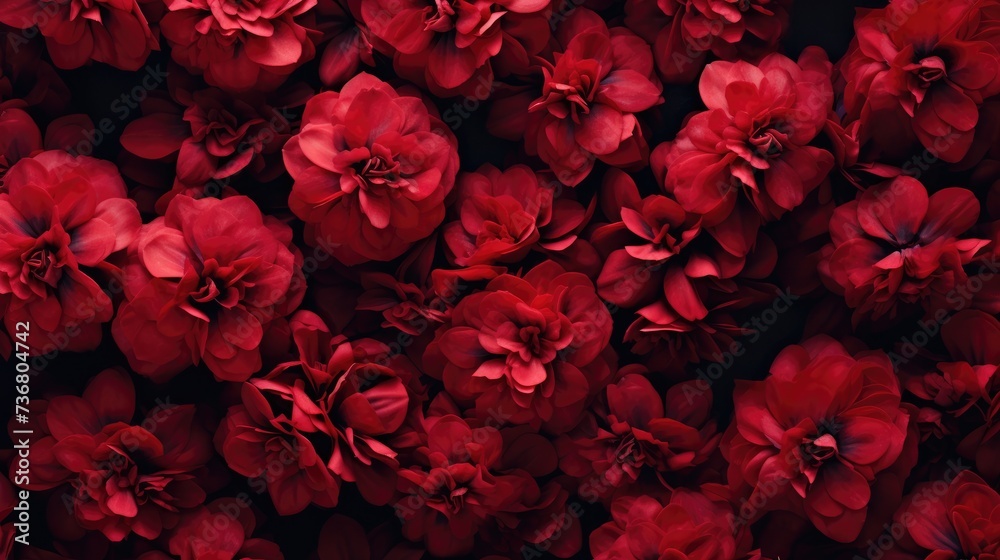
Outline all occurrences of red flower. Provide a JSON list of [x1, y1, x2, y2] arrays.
[[284, 73, 460, 264], [160, 0, 318, 92], [820, 177, 990, 323], [120, 88, 295, 189], [442, 164, 590, 266], [424, 260, 616, 432], [556, 373, 720, 491], [217, 311, 418, 514], [316, 0, 374, 87], [839, 0, 1000, 164], [112, 195, 305, 382], [590, 488, 753, 560], [0, 107, 41, 178], [394, 415, 518, 557], [0, 0, 157, 70], [723, 336, 913, 542], [167, 498, 284, 560], [502, 9, 662, 186], [653, 47, 834, 226], [361, 0, 550, 97], [888, 470, 1000, 559], [30, 369, 212, 541], [624, 0, 791, 83], [0, 151, 140, 353]]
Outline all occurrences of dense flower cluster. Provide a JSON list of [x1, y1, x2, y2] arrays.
[[2, 1, 1000, 559]]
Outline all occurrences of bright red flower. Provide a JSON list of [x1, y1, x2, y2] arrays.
[[217, 311, 419, 514], [556, 373, 720, 491], [821, 177, 990, 323], [112, 195, 305, 382], [501, 9, 662, 186], [160, 0, 318, 92], [361, 0, 550, 97], [442, 164, 590, 267], [284, 72, 460, 264], [839, 0, 1000, 164], [624, 0, 791, 83], [723, 336, 913, 542], [424, 260, 616, 433], [0, 0, 157, 70], [590, 488, 753, 560], [26, 369, 212, 541], [653, 47, 834, 226], [0, 151, 140, 353], [887, 470, 1000, 560]]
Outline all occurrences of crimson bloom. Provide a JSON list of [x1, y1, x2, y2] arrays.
[[723, 336, 913, 542], [654, 47, 834, 226], [284, 72, 459, 264], [0, 0, 157, 70], [590, 488, 753, 560], [24, 369, 212, 541], [442, 164, 590, 266], [0, 150, 140, 353], [821, 176, 990, 323], [424, 260, 616, 432], [887, 470, 1000, 560], [120, 88, 295, 189], [160, 0, 318, 92], [217, 311, 418, 514], [556, 373, 721, 491], [839, 0, 1000, 164], [361, 0, 550, 97], [112, 195, 305, 382], [624, 0, 791, 83], [492, 9, 662, 186]]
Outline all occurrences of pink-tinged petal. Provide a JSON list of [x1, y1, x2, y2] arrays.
[[920, 187, 979, 240], [139, 227, 190, 278]]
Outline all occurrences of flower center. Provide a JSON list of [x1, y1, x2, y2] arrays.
[[425, 0, 457, 32], [799, 433, 838, 468], [25, 247, 61, 287], [530, 67, 597, 124], [914, 56, 946, 87], [750, 127, 784, 159], [357, 155, 403, 191]]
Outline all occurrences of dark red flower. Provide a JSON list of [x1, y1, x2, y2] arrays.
[[442, 164, 590, 267], [316, 0, 375, 87], [0, 0, 157, 70], [361, 0, 550, 97], [590, 488, 753, 560], [0, 151, 140, 353], [112, 195, 305, 382], [653, 47, 834, 227], [160, 0, 318, 92], [27, 369, 212, 541], [495, 9, 662, 186], [424, 260, 616, 432], [217, 311, 419, 514], [167, 498, 284, 560], [0, 107, 41, 178], [284, 72, 459, 264], [820, 177, 990, 323], [556, 373, 720, 491], [887, 470, 1000, 560], [723, 336, 913, 542], [839, 0, 1000, 164], [120, 88, 296, 189], [624, 0, 791, 83]]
